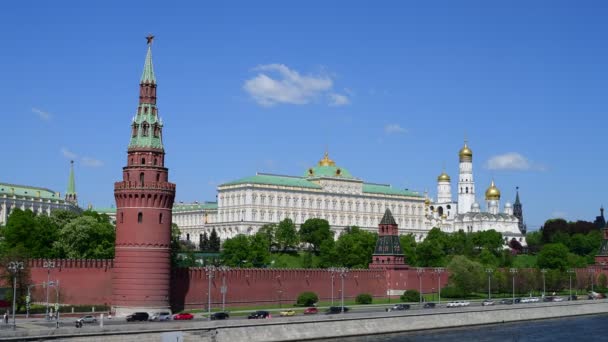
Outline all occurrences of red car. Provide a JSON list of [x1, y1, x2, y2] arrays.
[[304, 307, 318, 315], [173, 313, 194, 320]]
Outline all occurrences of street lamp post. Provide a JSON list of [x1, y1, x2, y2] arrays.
[[217, 266, 229, 312], [416, 268, 424, 304], [434, 268, 444, 304], [510, 268, 518, 303], [43, 261, 55, 320], [339, 268, 348, 313], [541, 269, 547, 297], [8, 261, 24, 331], [328, 268, 336, 305], [485, 268, 493, 300], [204, 266, 216, 320], [588, 268, 596, 292], [567, 269, 575, 299]]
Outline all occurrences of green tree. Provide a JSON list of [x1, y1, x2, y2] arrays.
[[399, 234, 417, 266], [334, 226, 377, 268], [53, 215, 115, 259], [417, 240, 446, 267], [355, 293, 373, 304], [317, 239, 338, 268], [400, 290, 420, 303], [1, 246, 32, 312], [199, 232, 210, 252], [275, 218, 299, 252], [249, 232, 271, 267], [525, 231, 543, 253], [258, 223, 277, 252], [478, 248, 498, 267], [299, 218, 333, 253], [537, 243, 570, 270], [209, 228, 221, 252], [598, 273, 607, 289], [296, 292, 318, 306], [220, 235, 251, 267], [170, 223, 182, 266], [447, 255, 484, 296]]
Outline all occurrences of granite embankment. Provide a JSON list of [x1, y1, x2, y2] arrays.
[[2, 301, 607, 341]]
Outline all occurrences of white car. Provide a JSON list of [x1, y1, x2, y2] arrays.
[[447, 301, 470, 308], [552, 297, 564, 302], [482, 300, 495, 306]]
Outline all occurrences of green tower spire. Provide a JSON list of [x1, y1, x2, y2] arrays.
[[140, 35, 156, 84], [65, 160, 77, 205], [129, 35, 164, 150]]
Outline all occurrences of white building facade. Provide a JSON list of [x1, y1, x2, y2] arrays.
[[426, 142, 526, 245], [166, 153, 425, 245]]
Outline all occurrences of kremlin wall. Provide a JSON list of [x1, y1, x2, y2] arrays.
[[3, 38, 608, 316]]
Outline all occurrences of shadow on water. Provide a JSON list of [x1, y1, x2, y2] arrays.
[[320, 314, 608, 342]]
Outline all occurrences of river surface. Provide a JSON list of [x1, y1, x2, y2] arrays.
[[323, 314, 608, 342]]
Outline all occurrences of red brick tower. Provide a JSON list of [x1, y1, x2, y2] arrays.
[[112, 36, 176, 316], [369, 209, 408, 269]]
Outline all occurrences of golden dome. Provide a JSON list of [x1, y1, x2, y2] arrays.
[[437, 171, 451, 182], [485, 180, 501, 200], [459, 141, 473, 162], [424, 197, 431, 205], [318, 151, 336, 167]]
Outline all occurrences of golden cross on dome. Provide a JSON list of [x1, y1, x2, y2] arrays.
[[146, 34, 155, 45]]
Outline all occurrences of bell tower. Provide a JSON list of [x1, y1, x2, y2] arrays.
[[112, 36, 176, 316]]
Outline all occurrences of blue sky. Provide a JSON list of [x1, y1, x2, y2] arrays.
[[2, 1, 607, 229]]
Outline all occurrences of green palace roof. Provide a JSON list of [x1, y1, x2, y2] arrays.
[[304, 165, 355, 179], [0, 183, 64, 201], [219, 173, 422, 198], [95, 202, 219, 214], [173, 202, 218, 212], [220, 174, 323, 189]]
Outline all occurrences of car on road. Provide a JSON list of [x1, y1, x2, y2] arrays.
[[75, 315, 97, 324], [447, 301, 470, 308], [482, 300, 495, 306], [521, 297, 539, 303], [304, 307, 318, 315], [326, 306, 350, 314], [386, 304, 410, 312], [543, 296, 554, 302], [588, 291, 605, 300], [423, 302, 436, 309], [280, 310, 296, 317], [248, 311, 271, 319], [499, 299, 513, 305], [173, 313, 194, 320], [567, 295, 578, 301], [149, 312, 172, 321], [210, 312, 230, 320], [552, 297, 564, 302], [126, 312, 149, 322]]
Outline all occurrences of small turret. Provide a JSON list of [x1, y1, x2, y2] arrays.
[[65, 160, 77, 205]]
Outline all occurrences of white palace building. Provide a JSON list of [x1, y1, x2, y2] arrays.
[[96, 142, 527, 247]]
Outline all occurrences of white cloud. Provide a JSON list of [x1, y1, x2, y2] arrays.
[[485, 152, 545, 171], [81, 157, 103, 168], [329, 93, 350, 106], [384, 124, 407, 135], [243, 64, 344, 107], [32, 107, 51, 121], [61, 147, 78, 159]]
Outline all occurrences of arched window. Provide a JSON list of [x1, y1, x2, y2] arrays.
[[466, 187, 469, 194], [138, 212, 143, 223], [156, 173, 160, 182], [140, 173, 145, 185], [159, 213, 163, 224], [132, 124, 138, 137], [186, 233, 190, 241], [120, 212, 124, 223], [154, 158, 158, 166], [142, 122, 149, 137], [141, 158, 146, 165]]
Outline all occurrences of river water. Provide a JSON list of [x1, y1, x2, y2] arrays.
[[323, 314, 608, 342]]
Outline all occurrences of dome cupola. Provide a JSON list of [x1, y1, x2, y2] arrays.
[[437, 171, 451, 182], [459, 141, 473, 162], [485, 180, 501, 200]]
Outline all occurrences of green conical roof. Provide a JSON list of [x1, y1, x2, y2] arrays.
[[67, 160, 76, 195], [140, 44, 156, 84]]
